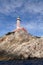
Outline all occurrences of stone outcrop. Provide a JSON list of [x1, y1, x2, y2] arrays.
[[0, 29, 43, 60]]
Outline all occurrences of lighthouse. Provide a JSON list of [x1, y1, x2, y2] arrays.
[[13, 17, 27, 33], [14, 17, 27, 32], [17, 17, 21, 29]]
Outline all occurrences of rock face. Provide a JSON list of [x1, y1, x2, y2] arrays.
[[0, 28, 43, 60]]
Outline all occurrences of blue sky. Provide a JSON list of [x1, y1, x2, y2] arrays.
[[0, 0, 43, 37]]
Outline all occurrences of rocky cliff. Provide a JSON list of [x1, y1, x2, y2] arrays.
[[0, 28, 43, 60]]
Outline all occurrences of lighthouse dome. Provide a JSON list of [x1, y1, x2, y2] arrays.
[[17, 17, 20, 20]]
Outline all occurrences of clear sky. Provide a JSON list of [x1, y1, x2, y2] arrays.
[[0, 0, 43, 37]]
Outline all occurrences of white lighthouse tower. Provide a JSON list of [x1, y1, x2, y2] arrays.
[[17, 17, 21, 29], [14, 17, 27, 32]]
